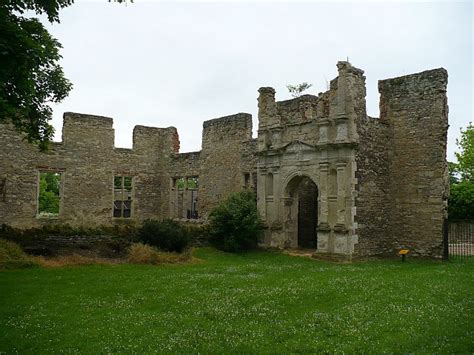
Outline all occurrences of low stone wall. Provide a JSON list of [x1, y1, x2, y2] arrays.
[[3, 234, 132, 257]]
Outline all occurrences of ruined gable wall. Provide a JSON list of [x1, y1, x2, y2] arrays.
[[354, 116, 390, 256], [379, 69, 449, 256], [198, 113, 255, 216], [343, 67, 392, 256], [0, 113, 177, 228]]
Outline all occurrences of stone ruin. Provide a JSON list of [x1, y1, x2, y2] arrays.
[[0, 62, 449, 257]]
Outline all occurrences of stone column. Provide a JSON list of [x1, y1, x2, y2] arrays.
[[336, 162, 347, 227], [336, 61, 349, 119], [257, 87, 277, 129], [335, 62, 351, 142], [318, 162, 329, 228]]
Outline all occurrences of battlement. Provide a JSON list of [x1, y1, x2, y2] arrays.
[[133, 125, 179, 154], [63, 112, 114, 128], [203, 112, 252, 130], [379, 68, 448, 97], [202, 113, 252, 149]]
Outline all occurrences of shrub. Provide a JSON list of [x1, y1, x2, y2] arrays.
[[0, 239, 38, 269], [137, 219, 190, 253], [186, 223, 212, 246], [209, 190, 263, 252], [127, 243, 191, 265]]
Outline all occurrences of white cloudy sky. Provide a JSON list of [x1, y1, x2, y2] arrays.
[[42, 0, 472, 161]]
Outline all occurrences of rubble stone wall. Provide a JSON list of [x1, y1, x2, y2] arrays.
[[379, 69, 449, 257], [0, 63, 449, 258], [0, 113, 178, 228]]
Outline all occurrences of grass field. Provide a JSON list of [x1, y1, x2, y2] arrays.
[[1, 248, 473, 353]]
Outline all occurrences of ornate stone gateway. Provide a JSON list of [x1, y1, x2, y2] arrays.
[[257, 61, 448, 258]]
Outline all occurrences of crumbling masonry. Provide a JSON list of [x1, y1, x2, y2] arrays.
[[0, 62, 449, 257]]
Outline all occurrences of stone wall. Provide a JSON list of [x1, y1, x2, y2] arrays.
[[354, 116, 390, 255], [198, 113, 255, 216], [379, 69, 449, 257], [0, 111, 257, 228], [0, 112, 178, 228], [0, 62, 449, 258]]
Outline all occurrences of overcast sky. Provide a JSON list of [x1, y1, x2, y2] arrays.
[[42, 0, 472, 161]]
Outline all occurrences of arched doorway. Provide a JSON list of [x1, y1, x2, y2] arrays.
[[285, 175, 318, 249]]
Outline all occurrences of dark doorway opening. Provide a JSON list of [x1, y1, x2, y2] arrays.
[[297, 177, 318, 248]]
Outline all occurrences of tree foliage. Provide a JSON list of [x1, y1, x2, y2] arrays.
[[0, 0, 74, 150], [38, 172, 61, 214], [454, 123, 474, 182], [448, 181, 474, 220], [209, 190, 263, 252], [448, 123, 474, 220], [287, 82, 313, 98]]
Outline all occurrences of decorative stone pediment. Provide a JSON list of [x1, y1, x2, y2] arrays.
[[278, 140, 315, 154]]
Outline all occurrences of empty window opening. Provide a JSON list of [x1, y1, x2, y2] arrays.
[[38, 172, 61, 216], [114, 176, 133, 218], [172, 176, 199, 219], [252, 172, 258, 192], [176, 177, 186, 190], [187, 177, 199, 189]]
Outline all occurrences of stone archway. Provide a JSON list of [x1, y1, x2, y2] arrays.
[[285, 175, 318, 249]]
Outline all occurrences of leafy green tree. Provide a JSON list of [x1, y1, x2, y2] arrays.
[[0, 0, 74, 150], [455, 123, 474, 182], [287, 82, 313, 98], [209, 190, 263, 252], [448, 123, 474, 220], [448, 181, 474, 220], [1, 0, 128, 150]]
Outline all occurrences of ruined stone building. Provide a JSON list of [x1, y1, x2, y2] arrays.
[[0, 62, 449, 257]]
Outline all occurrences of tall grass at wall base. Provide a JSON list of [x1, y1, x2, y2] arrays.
[[0, 239, 38, 269], [127, 243, 193, 265]]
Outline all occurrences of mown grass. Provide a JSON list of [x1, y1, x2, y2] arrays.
[[0, 248, 473, 353]]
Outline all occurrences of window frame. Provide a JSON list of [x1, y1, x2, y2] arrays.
[[36, 169, 64, 219], [113, 175, 134, 219]]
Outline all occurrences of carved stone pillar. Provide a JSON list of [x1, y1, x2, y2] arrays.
[[317, 120, 329, 144], [318, 162, 329, 228], [336, 162, 347, 227]]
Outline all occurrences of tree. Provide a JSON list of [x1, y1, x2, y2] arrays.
[[455, 123, 474, 182], [209, 190, 263, 252], [287, 82, 313, 98], [0, 0, 75, 150], [38, 172, 61, 214], [448, 123, 474, 220]]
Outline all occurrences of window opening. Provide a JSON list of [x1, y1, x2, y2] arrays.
[[114, 175, 133, 218], [38, 172, 61, 216]]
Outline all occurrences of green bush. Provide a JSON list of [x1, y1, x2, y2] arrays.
[[137, 219, 190, 253], [209, 190, 263, 252], [449, 181, 474, 220]]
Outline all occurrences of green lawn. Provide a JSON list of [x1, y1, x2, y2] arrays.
[[1, 249, 473, 353]]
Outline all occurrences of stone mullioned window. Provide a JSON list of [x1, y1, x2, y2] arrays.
[[113, 176, 133, 218]]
